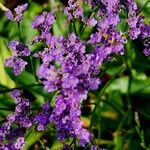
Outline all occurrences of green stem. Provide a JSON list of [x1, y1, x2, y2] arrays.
[[72, 20, 77, 35], [117, 111, 129, 130], [17, 22, 23, 42], [135, 112, 150, 150], [89, 65, 126, 130], [73, 138, 76, 150], [0, 83, 42, 94], [123, 56, 132, 125], [95, 139, 114, 145], [30, 56, 38, 82]]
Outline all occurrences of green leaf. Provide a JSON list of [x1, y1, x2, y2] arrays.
[[23, 130, 42, 150], [0, 39, 15, 88], [106, 77, 150, 96]]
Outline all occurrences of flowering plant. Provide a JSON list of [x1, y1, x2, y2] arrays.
[[0, 0, 150, 149]]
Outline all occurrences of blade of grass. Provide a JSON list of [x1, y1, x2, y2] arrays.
[[89, 65, 126, 130]]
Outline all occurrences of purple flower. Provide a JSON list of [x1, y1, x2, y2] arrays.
[[14, 137, 25, 149], [5, 3, 28, 22], [64, 0, 83, 20], [62, 144, 72, 150], [5, 57, 27, 76], [5, 41, 30, 76], [108, 14, 120, 26], [91, 145, 99, 150], [128, 16, 138, 28], [9, 40, 30, 57], [5, 10, 14, 20], [32, 12, 55, 32], [78, 128, 90, 147], [143, 48, 150, 56], [87, 18, 98, 27], [0, 90, 31, 148], [141, 24, 150, 39], [34, 102, 52, 131], [11, 89, 21, 99], [129, 28, 141, 40]]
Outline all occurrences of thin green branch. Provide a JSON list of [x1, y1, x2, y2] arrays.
[[72, 20, 78, 35], [73, 138, 76, 150], [123, 54, 133, 125], [17, 22, 23, 42], [89, 65, 126, 130], [135, 112, 150, 150], [30, 56, 38, 82]]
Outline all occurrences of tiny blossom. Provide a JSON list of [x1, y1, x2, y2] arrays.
[[143, 40, 150, 56], [91, 145, 99, 150], [9, 40, 30, 56], [64, 0, 83, 20], [129, 28, 141, 40], [62, 144, 72, 150], [32, 11, 55, 32], [143, 48, 150, 56], [128, 16, 138, 28], [5, 57, 27, 76], [5, 10, 14, 20], [34, 102, 52, 131], [11, 89, 21, 99], [87, 18, 98, 26], [5, 3, 28, 22], [14, 137, 26, 149], [0, 90, 31, 149], [5, 41, 30, 75]]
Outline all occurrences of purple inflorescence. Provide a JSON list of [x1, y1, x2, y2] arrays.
[[5, 57, 27, 76], [2, 0, 150, 149], [91, 145, 99, 150], [5, 3, 28, 22], [126, 0, 150, 55], [62, 144, 72, 150], [0, 90, 31, 149], [64, 0, 83, 20], [31, 11, 55, 44], [35, 33, 101, 146], [34, 102, 52, 131], [5, 41, 30, 75]]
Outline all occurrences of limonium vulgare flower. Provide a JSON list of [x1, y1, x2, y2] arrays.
[[5, 3, 28, 22], [5, 41, 30, 75], [0, 90, 30, 149], [1, 0, 150, 149]]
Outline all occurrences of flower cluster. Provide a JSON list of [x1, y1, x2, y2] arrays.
[[64, 0, 83, 20], [31, 11, 55, 44], [34, 102, 52, 131], [5, 40, 30, 75], [143, 40, 150, 56], [126, 0, 150, 56], [5, 3, 28, 22], [35, 33, 100, 146], [0, 90, 30, 149]]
